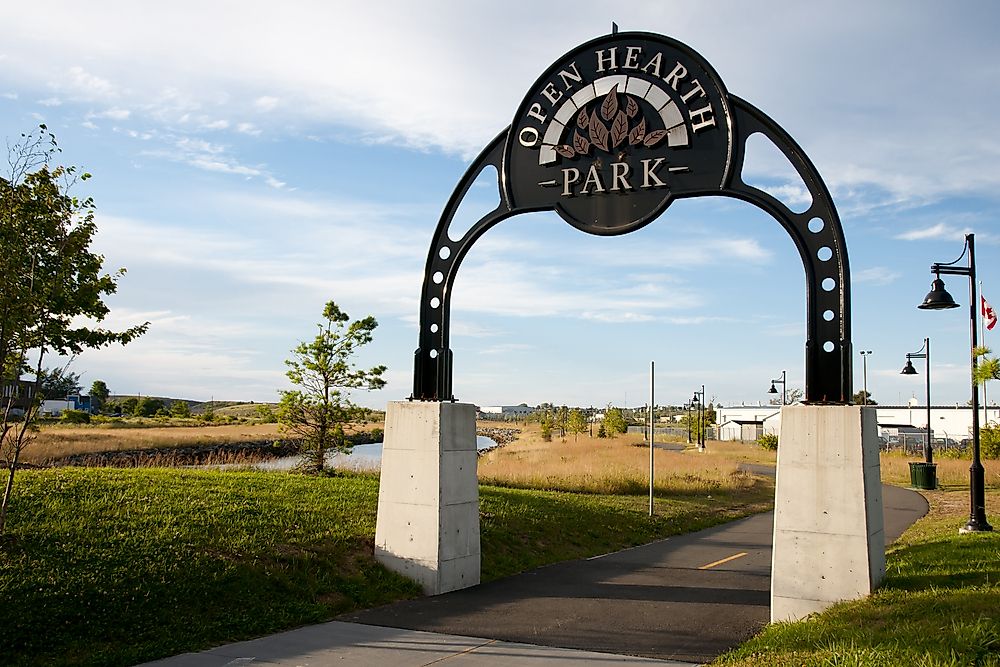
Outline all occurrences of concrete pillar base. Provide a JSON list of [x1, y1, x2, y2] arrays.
[[770, 405, 885, 622], [374, 401, 480, 595]]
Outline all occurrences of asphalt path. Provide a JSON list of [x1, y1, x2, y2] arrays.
[[341, 483, 927, 664]]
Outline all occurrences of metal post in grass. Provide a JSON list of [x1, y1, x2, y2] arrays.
[[918, 232, 992, 532], [649, 360, 655, 517]]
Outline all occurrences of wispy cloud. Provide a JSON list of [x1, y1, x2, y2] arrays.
[[854, 267, 901, 285], [895, 223, 969, 242]]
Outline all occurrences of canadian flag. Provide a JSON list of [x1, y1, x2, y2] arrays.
[[984, 295, 998, 331]]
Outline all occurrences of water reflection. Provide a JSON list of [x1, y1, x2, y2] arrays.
[[254, 435, 498, 471]]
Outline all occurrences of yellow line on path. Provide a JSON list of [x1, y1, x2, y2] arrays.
[[698, 551, 748, 570]]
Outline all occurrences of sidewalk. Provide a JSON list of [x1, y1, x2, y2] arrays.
[[142, 620, 698, 666]]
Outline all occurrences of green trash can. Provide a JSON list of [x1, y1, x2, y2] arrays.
[[909, 461, 937, 490]]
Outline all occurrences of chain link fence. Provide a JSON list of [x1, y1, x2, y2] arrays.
[[880, 431, 967, 456]]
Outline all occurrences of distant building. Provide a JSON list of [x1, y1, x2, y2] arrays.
[[717, 404, 1000, 445], [1, 379, 37, 417], [477, 405, 535, 420]]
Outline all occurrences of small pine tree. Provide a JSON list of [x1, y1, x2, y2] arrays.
[[597, 423, 607, 439], [540, 417, 552, 442]]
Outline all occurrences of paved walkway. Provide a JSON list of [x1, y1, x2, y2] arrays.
[[144, 484, 927, 667]]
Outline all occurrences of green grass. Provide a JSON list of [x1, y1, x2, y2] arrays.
[[714, 490, 1000, 667], [0, 468, 773, 666]]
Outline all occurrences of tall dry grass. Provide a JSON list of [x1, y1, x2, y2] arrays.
[[477, 424, 767, 496], [879, 450, 1000, 488], [22, 423, 285, 464]]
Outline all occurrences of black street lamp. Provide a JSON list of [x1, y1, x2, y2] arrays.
[[859, 350, 873, 405], [918, 232, 992, 532], [900, 337, 933, 464], [692, 386, 705, 451], [684, 400, 692, 444], [768, 370, 787, 405]]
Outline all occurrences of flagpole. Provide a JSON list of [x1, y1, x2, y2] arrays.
[[982, 281, 989, 424]]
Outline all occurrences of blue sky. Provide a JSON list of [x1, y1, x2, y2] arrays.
[[2, 1, 999, 409]]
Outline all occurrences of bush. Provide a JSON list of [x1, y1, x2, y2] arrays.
[[756, 433, 778, 451], [981, 423, 1000, 460], [59, 409, 91, 424]]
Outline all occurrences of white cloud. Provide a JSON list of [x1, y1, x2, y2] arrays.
[[63, 65, 118, 100], [254, 96, 279, 112], [90, 106, 130, 120], [895, 223, 969, 242], [854, 267, 901, 286]]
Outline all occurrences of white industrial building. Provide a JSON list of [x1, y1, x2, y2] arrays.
[[717, 402, 1000, 444], [477, 405, 535, 420]]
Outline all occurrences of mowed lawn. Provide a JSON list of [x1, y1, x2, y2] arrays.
[[0, 467, 773, 666], [715, 489, 1000, 667]]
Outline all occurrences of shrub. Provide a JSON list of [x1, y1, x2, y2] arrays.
[[756, 433, 779, 451], [59, 409, 91, 424], [981, 423, 1000, 460]]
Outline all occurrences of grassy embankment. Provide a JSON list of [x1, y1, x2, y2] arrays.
[[715, 488, 1000, 667], [0, 459, 773, 666]]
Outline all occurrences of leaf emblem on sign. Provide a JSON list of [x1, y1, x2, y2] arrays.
[[589, 110, 609, 151], [625, 97, 639, 118], [554, 92, 672, 161], [643, 129, 668, 147], [610, 111, 629, 148], [628, 118, 646, 146], [555, 145, 575, 158], [600, 88, 618, 121]]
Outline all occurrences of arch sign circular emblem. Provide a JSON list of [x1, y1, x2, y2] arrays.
[[505, 33, 733, 235], [411, 30, 853, 405]]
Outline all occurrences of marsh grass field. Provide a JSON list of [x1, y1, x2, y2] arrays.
[[19, 421, 375, 466], [478, 422, 772, 496]]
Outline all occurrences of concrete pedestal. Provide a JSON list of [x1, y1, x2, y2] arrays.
[[770, 405, 885, 622], [374, 401, 480, 595]]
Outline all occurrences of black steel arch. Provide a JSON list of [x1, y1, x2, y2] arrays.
[[412, 38, 852, 404]]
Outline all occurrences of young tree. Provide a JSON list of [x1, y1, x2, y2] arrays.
[[567, 408, 587, 440], [603, 406, 627, 437], [278, 301, 386, 474], [169, 400, 191, 418], [1, 126, 147, 533], [89, 379, 109, 413], [852, 390, 877, 405], [37, 366, 82, 399], [133, 397, 165, 417]]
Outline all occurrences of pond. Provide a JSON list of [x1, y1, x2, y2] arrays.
[[253, 435, 499, 471]]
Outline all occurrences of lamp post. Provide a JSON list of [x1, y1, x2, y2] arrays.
[[859, 350, 873, 405], [768, 370, 787, 405], [918, 232, 992, 532], [900, 337, 932, 464], [685, 400, 692, 444], [692, 386, 705, 452]]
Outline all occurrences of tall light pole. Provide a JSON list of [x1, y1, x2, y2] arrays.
[[918, 232, 992, 532], [768, 370, 787, 405], [692, 386, 705, 452], [859, 351, 873, 405], [685, 400, 692, 444], [900, 338, 932, 464]]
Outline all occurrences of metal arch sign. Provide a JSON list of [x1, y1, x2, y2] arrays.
[[505, 34, 733, 235], [411, 31, 853, 405]]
